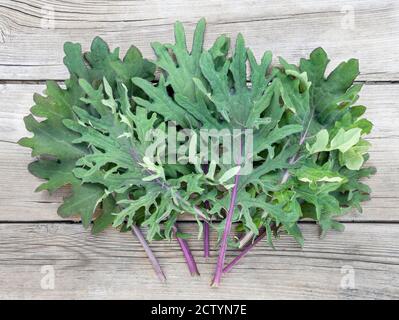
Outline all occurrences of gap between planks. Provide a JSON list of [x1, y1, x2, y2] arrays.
[[0, 0, 398, 80]]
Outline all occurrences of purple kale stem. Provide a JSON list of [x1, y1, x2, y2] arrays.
[[203, 201, 211, 258], [204, 221, 210, 258], [211, 137, 243, 287], [172, 225, 200, 276], [211, 173, 240, 287], [203, 221, 210, 258], [223, 228, 266, 274], [130, 146, 204, 278], [202, 164, 211, 258], [131, 224, 166, 283]]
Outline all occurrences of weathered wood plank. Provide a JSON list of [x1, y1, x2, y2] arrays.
[[0, 222, 398, 299], [0, 83, 398, 221], [0, 0, 398, 80]]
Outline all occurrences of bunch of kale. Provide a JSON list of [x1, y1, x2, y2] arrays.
[[20, 19, 375, 286]]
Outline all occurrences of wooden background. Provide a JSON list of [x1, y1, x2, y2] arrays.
[[0, 0, 398, 299]]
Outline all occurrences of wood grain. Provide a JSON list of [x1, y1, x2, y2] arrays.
[[0, 222, 397, 299], [0, 0, 398, 300], [0, 0, 398, 80], [0, 83, 397, 221]]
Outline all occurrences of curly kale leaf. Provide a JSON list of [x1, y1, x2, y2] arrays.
[[132, 19, 230, 129], [65, 78, 209, 240], [277, 48, 375, 236], [19, 37, 155, 230], [133, 21, 304, 246]]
